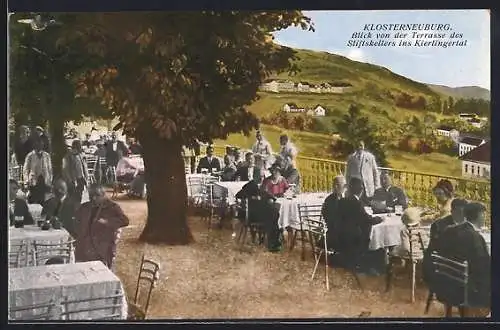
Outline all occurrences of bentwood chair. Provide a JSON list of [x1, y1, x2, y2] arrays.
[[61, 290, 124, 320], [33, 239, 75, 266], [294, 204, 323, 261], [128, 255, 161, 320], [9, 299, 58, 320], [235, 198, 266, 248], [299, 208, 363, 291], [9, 241, 28, 268], [386, 226, 429, 303], [429, 252, 470, 317]]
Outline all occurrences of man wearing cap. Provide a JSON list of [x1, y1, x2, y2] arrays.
[[62, 140, 89, 204], [32, 125, 51, 153], [346, 140, 380, 203], [23, 138, 53, 205]]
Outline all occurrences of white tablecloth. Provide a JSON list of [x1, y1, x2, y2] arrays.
[[9, 225, 74, 267], [9, 261, 127, 320], [368, 214, 405, 250], [276, 192, 328, 230], [212, 181, 249, 205]]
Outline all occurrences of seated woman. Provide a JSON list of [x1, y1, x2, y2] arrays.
[[390, 207, 429, 260], [259, 163, 290, 252], [420, 179, 454, 226], [9, 179, 34, 226]]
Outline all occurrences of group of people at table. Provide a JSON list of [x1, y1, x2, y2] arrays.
[[193, 132, 490, 312]]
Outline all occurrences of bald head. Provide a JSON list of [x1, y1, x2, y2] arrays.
[[88, 183, 106, 204], [333, 175, 346, 195]]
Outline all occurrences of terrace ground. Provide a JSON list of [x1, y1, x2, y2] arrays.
[[113, 197, 449, 319]]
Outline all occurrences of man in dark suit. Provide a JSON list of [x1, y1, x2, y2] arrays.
[[235, 152, 259, 181], [105, 132, 129, 168], [434, 203, 490, 310], [334, 177, 383, 271], [9, 179, 34, 226], [321, 175, 347, 249], [372, 172, 408, 210], [42, 179, 78, 238], [423, 198, 469, 285], [196, 145, 222, 174]]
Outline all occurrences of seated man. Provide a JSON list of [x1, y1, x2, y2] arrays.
[[390, 207, 429, 258], [371, 172, 408, 212], [434, 202, 490, 311], [42, 179, 78, 238], [321, 175, 347, 249], [334, 177, 383, 272], [235, 152, 259, 182], [196, 145, 222, 174], [220, 155, 237, 181], [9, 179, 34, 226], [423, 198, 468, 284], [234, 179, 266, 242]]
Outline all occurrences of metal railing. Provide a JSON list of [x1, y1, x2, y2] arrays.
[[210, 145, 491, 225]]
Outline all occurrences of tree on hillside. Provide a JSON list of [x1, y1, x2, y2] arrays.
[[9, 13, 112, 176], [447, 96, 455, 113], [334, 104, 388, 167], [56, 11, 314, 244], [442, 99, 448, 115]]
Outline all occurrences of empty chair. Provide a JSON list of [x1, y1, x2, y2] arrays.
[[61, 290, 124, 320], [128, 255, 161, 320], [85, 155, 98, 184], [33, 239, 75, 266], [294, 204, 323, 261]]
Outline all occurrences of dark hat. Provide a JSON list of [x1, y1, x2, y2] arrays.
[[433, 179, 454, 197], [269, 163, 282, 173]]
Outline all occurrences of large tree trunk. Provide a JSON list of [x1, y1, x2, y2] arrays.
[[48, 115, 66, 179], [138, 130, 194, 245]]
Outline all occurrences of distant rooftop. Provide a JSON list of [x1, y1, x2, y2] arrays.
[[460, 136, 485, 146], [459, 141, 490, 163]]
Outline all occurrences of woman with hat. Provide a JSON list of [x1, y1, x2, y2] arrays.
[[421, 179, 454, 225], [259, 163, 290, 252], [390, 207, 428, 258]]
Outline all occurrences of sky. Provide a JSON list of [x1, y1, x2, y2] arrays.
[[273, 10, 490, 90]]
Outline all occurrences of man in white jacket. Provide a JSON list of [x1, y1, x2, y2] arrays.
[[345, 140, 380, 202], [23, 139, 53, 205]]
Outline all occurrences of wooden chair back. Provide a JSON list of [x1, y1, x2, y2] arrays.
[[33, 239, 75, 266], [132, 255, 161, 319], [430, 252, 469, 306], [9, 299, 58, 320], [9, 241, 28, 268], [60, 290, 123, 320]]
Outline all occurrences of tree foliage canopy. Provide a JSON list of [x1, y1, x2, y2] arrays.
[[55, 11, 313, 146], [334, 104, 389, 167]]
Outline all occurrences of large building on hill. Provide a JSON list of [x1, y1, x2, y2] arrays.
[[459, 141, 490, 179], [458, 135, 487, 157]]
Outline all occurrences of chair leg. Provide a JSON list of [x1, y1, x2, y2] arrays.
[[289, 230, 297, 251], [411, 261, 416, 303], [424, 291, 434, 314], [311, 250, 323, 280], [458, 306, 466, 318], [385, 258, 393, 293], [325, 254, 330, 291], [300, 230, 306, 261]]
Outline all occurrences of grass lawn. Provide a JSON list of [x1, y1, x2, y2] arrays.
[[114, 197, 450, 319]]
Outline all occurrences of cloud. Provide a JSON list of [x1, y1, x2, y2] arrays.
[[327, 48, 370, 63]]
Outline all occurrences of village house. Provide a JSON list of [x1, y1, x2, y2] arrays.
[[259, 79, 279, 93], [458, 113, 477, 121], [458, 135, 487, 157], [309, 84, 322, 93], [297, 82, 311, 93], [467, 117, 484, 129], [278, 80, 296, 92], [283, 103, 305, 113], [434, 125, 455, 137], [459, 141, 490, 179], [313, 104, 326, 117]]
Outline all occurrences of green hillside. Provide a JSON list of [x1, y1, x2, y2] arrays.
[[426, 84, 490, 101], [215, 48, 466, 176]]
